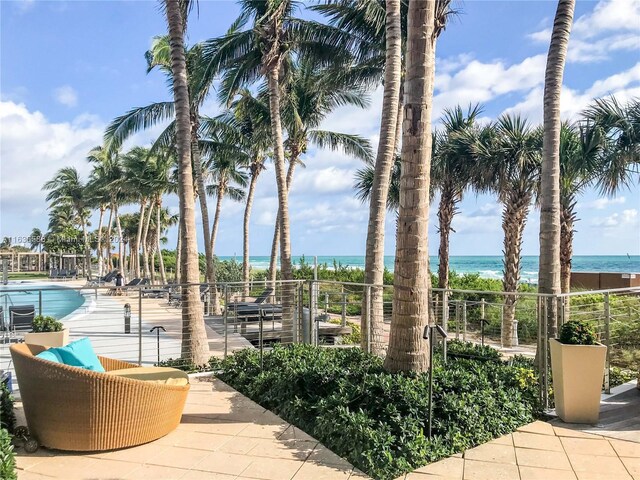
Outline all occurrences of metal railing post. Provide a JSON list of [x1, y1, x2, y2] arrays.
[[462, 301, 467, 342], [604, 292, 611, 394], [259, 312, 264, 370], [441, 292, 449, 359], [455, 301, 460, 340], [543, 296, 549, 411], [223, 285, 229, 360], [138, 286, 143, 366], [341, 288, 347, 327], [38, 290, 42, 316]]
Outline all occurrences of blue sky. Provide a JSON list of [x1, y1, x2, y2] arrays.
[[1, 0, 639, 258]]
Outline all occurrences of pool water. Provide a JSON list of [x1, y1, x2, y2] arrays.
[[0, 284, 86, 321]]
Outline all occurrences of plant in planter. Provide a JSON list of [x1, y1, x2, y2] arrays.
[[24, 315, 69, 347], [549, 320, 607, 424]]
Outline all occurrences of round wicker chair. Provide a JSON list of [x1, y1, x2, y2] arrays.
[[10, 343, 190, 451]]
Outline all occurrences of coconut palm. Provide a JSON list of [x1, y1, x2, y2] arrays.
[[29, 228, 43, 253], [354, 155, 401, 211], [263, 59, 373, 284], [201, 0, 355, 297], [164, 0, 209, 365], [42, 167, 93, 279], [87, 146, 126, 274], [384, 0, 448, 372], [538, 0, 575, 339], [105, 35, 217, 285]]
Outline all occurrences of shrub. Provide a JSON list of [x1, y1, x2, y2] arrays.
[[559, 320, 597, 345], [155, 357, 209, 373], [328, 318, 361, 345], [0, 382, 15, 434], [31, 315, 63, 333], [214, 343, 540, 480], [0, 428, 16, 480]]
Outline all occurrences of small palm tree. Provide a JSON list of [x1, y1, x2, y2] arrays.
[[468, 115, 542, 347], [433, 104, 483, 290], [42, 167, 93, 279]]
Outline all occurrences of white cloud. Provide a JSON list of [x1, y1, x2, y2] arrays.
[[590, 209, 639, 228], [53, 85, 78, 107], [502, 62, 640, 123], [0, 101, 103, 235], [528, 0, 640, 63], [579, 197, 626, 210]]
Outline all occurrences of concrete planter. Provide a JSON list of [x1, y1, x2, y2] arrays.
[[24, 328, 69, 348], [549, 338, 607, 424]]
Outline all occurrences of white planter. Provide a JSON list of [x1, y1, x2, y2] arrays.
[[549, 338, 607, 424], [24, 328, 70, 348]]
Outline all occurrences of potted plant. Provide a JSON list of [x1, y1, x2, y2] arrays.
[[549, 320, 607, 424], [23, 316, 69, 347]]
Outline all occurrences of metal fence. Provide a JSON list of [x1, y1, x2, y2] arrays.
[[1, 279, 638, 409]]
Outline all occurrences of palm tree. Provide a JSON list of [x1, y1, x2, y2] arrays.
[[558, 122, 603, 294], [467, 115, 542, 347], [105, 35, 217, 285], [202, 0, 353, 296], [165, 0, 209, 365], [29, 228, 43, 252], [538, 0, 575, 339], [354, 155, 401, 211], [383, 0, 439, 373], [87, 146, 126, 274], [433, 105, 482, 290], [42, 167, 92, 279]]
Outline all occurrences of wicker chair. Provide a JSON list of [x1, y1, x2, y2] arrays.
[[10, 343, 190, 451]]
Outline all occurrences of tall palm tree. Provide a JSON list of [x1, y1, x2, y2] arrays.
[[265, 60, 373, 284], [42, 167, 92, 279], [105, 35, 217, 285], [165, 0, 209, 365], [383, 0, 439, 373], [87, 146, 126, 274], [29, 228, 43, 253], [538, 0, 575, 339], [202, 0, 353, 297], [433, 104, 482, 290], [354, 155, 401, 212]]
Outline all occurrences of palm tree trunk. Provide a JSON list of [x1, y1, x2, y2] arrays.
[[135, 200, 146, 279], [560, 204, 574, 294], [142, 201, 155, 280], [207, 184, 225, 316], [166, 0, 209, 365], [362, 0, 402, 356], [114, 205, 125, 280], [538, 0, 575, 339], [266, 66, 294, 340], [243, 166, 261, 298], [384, 0, 436, 373], [175, 221, 182, 282], [106, 204, 114, 271], [81, 219, 92, 280], [156, 196, 168, 285], [501, 191, 532, 347], [437, 185, 458, 290], [268, 158, 297, 285], [96, 206, 105, 277], [192, 113, 214, 284]]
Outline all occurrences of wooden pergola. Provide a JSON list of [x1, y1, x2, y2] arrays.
[[0, 251, 48, 272]]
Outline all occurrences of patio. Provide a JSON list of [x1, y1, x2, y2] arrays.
[[14, 377, 369, 480]]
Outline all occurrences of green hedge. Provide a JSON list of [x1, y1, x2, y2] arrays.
[[212, 342, 540, 480], [0, 383, 15, 434], [0, 383, 16, 480]]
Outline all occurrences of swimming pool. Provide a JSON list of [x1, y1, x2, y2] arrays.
[[0, 284, 86, 321]]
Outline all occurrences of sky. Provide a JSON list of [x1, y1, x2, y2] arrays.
[[0, 0, 639, 258]]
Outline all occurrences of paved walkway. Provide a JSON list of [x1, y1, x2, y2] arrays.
[[397, 412, 640, 480], [15, 378, 369, 480]]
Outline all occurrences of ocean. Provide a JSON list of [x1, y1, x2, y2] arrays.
[[218, 255, 640, 284]]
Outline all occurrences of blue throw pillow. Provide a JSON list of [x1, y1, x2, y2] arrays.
[[35, 349, 63, 364], [52, 337, 105, 372]]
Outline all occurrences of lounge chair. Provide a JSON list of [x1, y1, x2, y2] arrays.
[[86, 270, 117, 287], [228, 287, 275, 309], [7, 305, 35, 340], [10, 343, 189, 451]]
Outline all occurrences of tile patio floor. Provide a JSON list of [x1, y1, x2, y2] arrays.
[[15, 378, 369, 480], [14, 375, 639, 480], [397, 420, 640, 480]]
